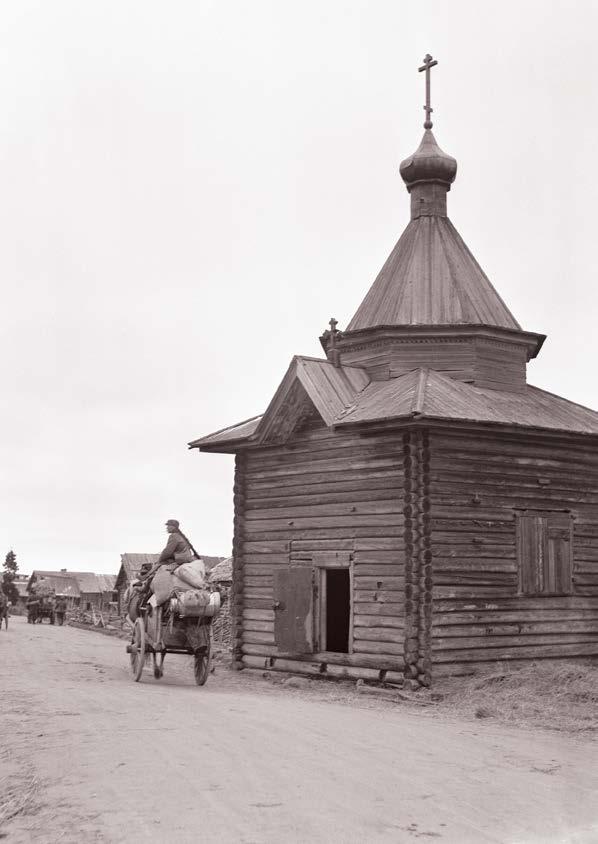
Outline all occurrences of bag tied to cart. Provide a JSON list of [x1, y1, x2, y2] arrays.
[[149, 560, 221, 618]]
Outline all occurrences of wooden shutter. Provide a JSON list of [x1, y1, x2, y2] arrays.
[[273, 567, 315, 654], [517, 512, 573, 596]]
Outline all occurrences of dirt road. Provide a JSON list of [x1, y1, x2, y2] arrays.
[[1, 617, 597, 843]]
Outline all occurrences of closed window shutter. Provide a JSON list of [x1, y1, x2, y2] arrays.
[[517, 513, 573, 596]]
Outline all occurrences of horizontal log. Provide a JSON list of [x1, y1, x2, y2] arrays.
[[432, 609, 598, 625], [430, 654, 598, 678], [243, 620, 274, 633], [243, 540, 290, 553], [243, 565, 279, 577], [246, 471, 403, 496], [245, 651, 405, 671], [291, 539, 355, 551], [432, 641, 598, 663], [354, 602, 403, 617], [354, 550, 403, 563], [434, 587, 517, 599], [351, 614, 404, 629], [246, 441, 402, 469], [243, 597, 275, 611], [244, 576, 273, 588], [243, 553, 289, 566], [245, 456, 402, 482], [432, 549, 516, 560], [290, 551, 352, 566], [355, 538, 406, 551], [243, 657, 394, 682], [354, 590, 404, 603], [245, 500, 402, 522], [242, 631, 275, 645], [434, 577, 517, 588], [354, 577, 405, 590], [246, 487, 403, 510], [241, 609, 274, 621], [431, 522, 514, 536], [432, 633, 598, 650], [244, 587, 272, 600], [353, 641, 404, 656], [431, 620, 598, 637], [244, 514, 405, 532], [434, 596, 598, 612], [242, 643, 278, 656], [353, 627, 404, 644], [244, 526, 404, 542], [353, 565, 404, 576]]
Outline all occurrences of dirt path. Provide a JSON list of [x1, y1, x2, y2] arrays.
[[1, 617, 597, 843]]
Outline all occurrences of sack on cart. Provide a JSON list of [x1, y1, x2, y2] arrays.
[[172, 588, 221, 618]]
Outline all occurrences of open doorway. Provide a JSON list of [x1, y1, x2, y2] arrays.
[[324, 568, 351, 653]]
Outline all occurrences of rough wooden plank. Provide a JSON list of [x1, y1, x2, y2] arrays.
[[431, 619, 598, 637], [353, 641, 404, 656], [432, 641, 598, 663], [353, 627, 404, 643], [354, 602, 403, 617]]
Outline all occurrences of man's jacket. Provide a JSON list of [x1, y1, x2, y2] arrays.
[[158, 531, 192, 563]]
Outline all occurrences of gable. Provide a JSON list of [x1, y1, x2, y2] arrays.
[[192, 356, 370, 451]]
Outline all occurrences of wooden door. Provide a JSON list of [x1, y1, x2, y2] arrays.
[[273, 567, 315, 654]]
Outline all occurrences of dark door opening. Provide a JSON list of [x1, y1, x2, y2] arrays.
[[325, 569, 350, 653]]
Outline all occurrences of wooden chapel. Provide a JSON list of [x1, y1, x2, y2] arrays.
[[190, 57, 598, 686]]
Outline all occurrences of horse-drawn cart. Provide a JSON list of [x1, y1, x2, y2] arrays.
[[126, 570, 220, 685], [27, 593, 56, 624]]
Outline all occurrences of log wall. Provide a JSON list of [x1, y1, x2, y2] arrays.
[[428, 429, 598, 677], [238, 419, 406, 677]]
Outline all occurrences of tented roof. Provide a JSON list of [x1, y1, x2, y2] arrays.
[[347, 216, 520, 332]]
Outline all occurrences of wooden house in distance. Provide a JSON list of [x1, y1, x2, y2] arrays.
[[190, 58, 598, 687]]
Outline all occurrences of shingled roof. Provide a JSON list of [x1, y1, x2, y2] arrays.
[[335, 368, 598, 435], [346, 216, 520, 332], [192, 358, 598, 450]]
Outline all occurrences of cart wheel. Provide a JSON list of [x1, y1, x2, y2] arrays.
[[130, 618, 146, 682], [194, 638, 211, 686]]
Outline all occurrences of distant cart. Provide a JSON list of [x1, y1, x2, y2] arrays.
[[127, 588, 220, 686], [27, 594, 56, 624]]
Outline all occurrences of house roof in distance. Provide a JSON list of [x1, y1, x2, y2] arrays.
[[27, 572, 81, 598], [27, 570, 116, 595], [209, 557, 232, 583]]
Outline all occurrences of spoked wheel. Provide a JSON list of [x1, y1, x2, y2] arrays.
[[152, 651, 165, 679], [130, 618, 146, 682], [194, 635, 211, 686]]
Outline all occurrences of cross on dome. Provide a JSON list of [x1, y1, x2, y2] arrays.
[[418, 53, 438, 129]]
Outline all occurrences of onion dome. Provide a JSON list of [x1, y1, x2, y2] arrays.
[[399, 129, 457, 190]]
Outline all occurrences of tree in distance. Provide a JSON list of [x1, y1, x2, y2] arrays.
[[2, 550, 19, 604]]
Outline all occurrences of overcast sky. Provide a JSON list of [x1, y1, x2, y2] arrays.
[[2, 0, 597, 575]]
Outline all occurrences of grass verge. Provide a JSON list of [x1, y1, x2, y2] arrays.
[[435, 661, 598, 732]]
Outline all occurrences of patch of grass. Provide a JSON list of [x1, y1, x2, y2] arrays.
[[436, 662, 598, 732], [0, 772, 39, 826]]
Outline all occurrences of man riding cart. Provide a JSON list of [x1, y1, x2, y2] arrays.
[[125, 519, 220, 685]]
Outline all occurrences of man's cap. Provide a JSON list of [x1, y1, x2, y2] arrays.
[[165, 519, 180, 528]]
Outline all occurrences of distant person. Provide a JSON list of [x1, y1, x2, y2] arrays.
[[0, 592, 8, 630], [55, 596, 67, 626]]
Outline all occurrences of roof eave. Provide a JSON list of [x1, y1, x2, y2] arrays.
[[334, 413, 598, 440], [332, 324, 546, 360]]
